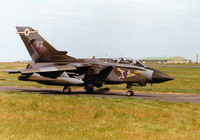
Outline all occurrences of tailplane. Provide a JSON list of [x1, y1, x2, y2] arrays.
[[16, 26, 75, 62]]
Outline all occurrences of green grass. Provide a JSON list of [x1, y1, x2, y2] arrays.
[[0, 92, 200, 140], [1, 62, 200, 94]]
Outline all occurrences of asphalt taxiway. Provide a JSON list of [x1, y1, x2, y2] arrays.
[[0, 86, 200, 103]]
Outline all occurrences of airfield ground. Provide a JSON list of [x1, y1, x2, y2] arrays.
[[1, 86, 200, 103], [0, 62, 200, 139]]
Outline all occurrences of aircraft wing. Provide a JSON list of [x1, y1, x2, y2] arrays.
[[5, 65, 77, 74], [98, 66, 113, 80], [4, 69, 24, 74]]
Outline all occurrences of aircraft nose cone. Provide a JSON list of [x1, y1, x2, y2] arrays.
[[152, 70, 174, 83]]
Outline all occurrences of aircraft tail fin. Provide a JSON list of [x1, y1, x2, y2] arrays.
[[16, 26, 75, 62]]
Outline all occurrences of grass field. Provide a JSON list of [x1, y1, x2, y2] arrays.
[[0, 92, 200, 140], [0, 62, 200, 140]]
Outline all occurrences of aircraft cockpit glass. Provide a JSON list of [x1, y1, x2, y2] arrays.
[[135, 60, 146, 67], [105, 58, 147, 67]]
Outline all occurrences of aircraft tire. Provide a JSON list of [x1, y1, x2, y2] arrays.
[[126, 91, 134, 96]]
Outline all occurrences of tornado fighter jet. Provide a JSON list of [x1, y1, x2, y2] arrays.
[[6, 26, 174, 96]]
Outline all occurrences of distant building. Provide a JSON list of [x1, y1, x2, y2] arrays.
[[140, 57, 170, 63], [140, 57, 191, 64], [167, 57, 191, 63]]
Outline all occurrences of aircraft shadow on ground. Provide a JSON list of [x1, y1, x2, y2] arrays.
[[19, 88, 127, 97], [3, 86, 200, 103], [1, 86, 164, 98]]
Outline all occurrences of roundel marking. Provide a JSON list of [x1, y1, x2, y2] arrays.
[[123, 71, 128, 77], [24, 29, 30, 36]]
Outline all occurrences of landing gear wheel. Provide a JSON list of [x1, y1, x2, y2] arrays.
[[126, 90, 134, 96], [85, 84, 94, 93], [63, 86, 71, 94]]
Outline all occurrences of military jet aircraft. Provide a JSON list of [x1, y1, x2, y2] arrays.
[[6, 26, 174, 96]]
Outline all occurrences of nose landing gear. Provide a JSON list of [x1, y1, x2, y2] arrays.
[[126, 90, 134, 96], [126, 83, 134, 96]]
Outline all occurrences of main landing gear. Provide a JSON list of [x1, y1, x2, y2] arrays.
[[85, 84, 94, 93], [63, 86, 71, 94], [126, 84, 134, 96]]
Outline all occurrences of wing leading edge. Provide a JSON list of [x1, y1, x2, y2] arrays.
[[5, 65, 77, 74]]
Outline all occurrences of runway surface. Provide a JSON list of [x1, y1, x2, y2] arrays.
[[150, 65, 200, 68], [0, 86, 200, 103]]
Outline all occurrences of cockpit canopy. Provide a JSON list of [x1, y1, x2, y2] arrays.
[[100, 57, 148, 68]]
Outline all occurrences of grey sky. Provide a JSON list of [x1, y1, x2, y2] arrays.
[[0, 0, 200, 61]]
